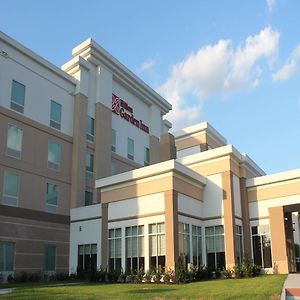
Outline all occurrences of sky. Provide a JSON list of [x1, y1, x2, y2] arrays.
[[1, 0, 300, 174]]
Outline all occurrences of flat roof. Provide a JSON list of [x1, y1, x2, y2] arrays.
[[96, 159, 206, 190], [173, 121, 227, 145], [246, 168, 300, 188]]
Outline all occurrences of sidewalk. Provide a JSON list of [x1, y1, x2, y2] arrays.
[[281, 274, 300, 300]]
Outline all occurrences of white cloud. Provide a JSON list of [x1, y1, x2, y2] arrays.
[[267, 0, 276, 12], [272, 44, 300, 81], [159, 27, 280, 130], [140, 58, 156, 71]]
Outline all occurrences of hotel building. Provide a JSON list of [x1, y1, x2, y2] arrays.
[[0, 31, 299, 279]]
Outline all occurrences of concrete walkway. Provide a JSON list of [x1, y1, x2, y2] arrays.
[[0, 288, 15, 295], [281, 274, 300, 300]]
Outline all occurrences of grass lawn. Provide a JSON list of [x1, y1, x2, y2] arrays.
[[0, 275, 286, 300]]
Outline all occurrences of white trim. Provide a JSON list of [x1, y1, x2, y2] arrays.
[[246, 168, 300, 188], [96, 159, 206, 189]]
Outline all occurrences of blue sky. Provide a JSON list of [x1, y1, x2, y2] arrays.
[[1, 0, 300, 174]]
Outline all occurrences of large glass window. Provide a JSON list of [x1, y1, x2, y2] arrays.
[[109, 228, 122, 271], [44, 245, 56, 272], [149, 222, 165, 271], [6, 124, 23, 159], [251, 225, 272, 268], [78, 244, 97, 272], [192, 225, 202, 267], [127, 138, 134, 160], [3, 171, 20, 206], [11, 80, 25, 113], [236, 225, 243, 265], [46, 183, 58, 212], [144, 147, 150, 166], [50, 100, 62, 130], [125, 225, 144, 272], [86, 116, 95, 142], [178, 223, 190, 269], [111, 129, 116, 152], [0, 242, 15, 272], [205, 225, 225, 270], [85, 191, 93, 206], [48, 140, 61, 170], [86, 152, 94, 173]]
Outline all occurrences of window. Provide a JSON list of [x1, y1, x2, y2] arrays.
[[144, 147, 150, 166], [192, 225, 202, 267], [125, 225, 144, 272], [46, 183, 58, 212], [252, 225, 272, 268], [44, 245, 56, 272], [86, 116, 95, 142], [10, 80, 25, 113], [178, 223, 190, 268], [86, 153, 94, 173], [0, 242, 15, 272], [47, 140, 61, 170], [205, 225, 225, 270], [127, 138, 134, 160], [78, 244, 97, 272], [50, 100, 62, 130], [109, 228, 122, 271], [85, 191, 93, 206], [111, 129, 116, 152], [149, 222, 165, 271], [6, 124, 23, 159], [2, 171, 19, 207], [236, 225, 243, 265], [111, 161, 116, 176]]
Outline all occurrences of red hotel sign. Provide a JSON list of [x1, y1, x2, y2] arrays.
[[112, 93, 149, 134]]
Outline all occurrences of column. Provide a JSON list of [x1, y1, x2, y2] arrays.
[[70, 93, 88, 208], [221, 171, 237, 268], [269, 206, 289, 274], [164, 190, 178, 270]]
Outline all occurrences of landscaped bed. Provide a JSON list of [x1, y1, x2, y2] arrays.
[[0, 275, 286, 300]]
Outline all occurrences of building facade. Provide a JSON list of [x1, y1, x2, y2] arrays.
[[0, 32, 172, 279], [70, 123, 300, 275], [0, 31, 299, 279]]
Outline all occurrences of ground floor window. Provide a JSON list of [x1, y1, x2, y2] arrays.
[[109, 228, 122, 271], [192, 225, 202, 267], [178, 223, 190, 268], [125, 225, 145, 272], [236, 225, 243, 265], [205, 225, 225, 270], [0, 242, 15, 272], [149, 222, 165, 271], [252, 224, 272, 268], [44, 244, 56, 272], [78, 244, 97, 272]]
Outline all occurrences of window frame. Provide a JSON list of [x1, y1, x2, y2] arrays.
[[47, 140, 61, 171], [10, 80, 25, 113], [50, 100, 62, 130], [86, 116, 95, 142], [144, 147, 150, 166], [127, 137, 134, 160], [6, 123, 23, 160], [85, 191, 93, 206], [0, 241, 15, 272], [43, 244, 56, 273], [45, 182, 58, 213], [2, 171, 20, 207], [111, 129, 116, 152]]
